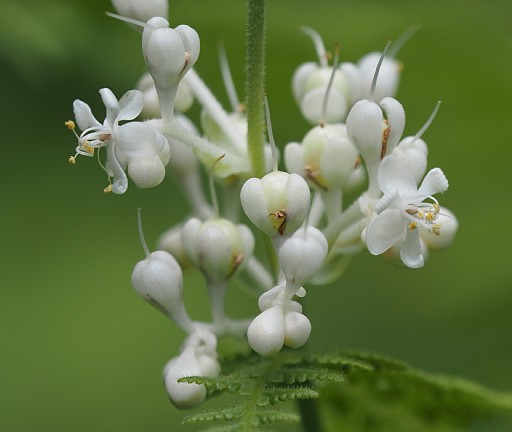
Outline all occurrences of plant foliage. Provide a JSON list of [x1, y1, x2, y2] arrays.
[[179, 346, 512, 431]]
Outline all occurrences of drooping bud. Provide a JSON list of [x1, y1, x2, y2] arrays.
[[182, 218, 254, 282], [240, 171, 311, 238], [286, 124, 358, 191], [163, 347, 207, 409], [247, 305, 285, 357], [131, 250, 192, 331], [283, 310, 311, 349]]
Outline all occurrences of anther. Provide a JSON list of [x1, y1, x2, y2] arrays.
[[65, 120, 76, 130], [68, 156, 77, 165]]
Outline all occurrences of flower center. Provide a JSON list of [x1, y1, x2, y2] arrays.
[[404, 198, 441, 235]]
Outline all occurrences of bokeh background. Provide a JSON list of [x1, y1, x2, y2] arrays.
[[2, 0, 512, 430]]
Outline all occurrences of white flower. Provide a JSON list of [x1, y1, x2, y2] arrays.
[[365, 152, 449, 268], [71, 88, 170, 193]]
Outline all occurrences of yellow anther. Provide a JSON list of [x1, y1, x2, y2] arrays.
[[65, 120, 76, 130], [68, 156, 76, 165], [417, 211, 424, 218], [104, 184, 112, 194], [409, 222, 417, 230], [432, 224, 441, 236], [426, 212, 434, 222], [82, 141, 95, 154]]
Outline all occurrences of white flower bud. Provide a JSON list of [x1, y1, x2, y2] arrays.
[[182, 218, 254, 282], [346, 97, 405, 166], [358, 52, 401, 101], [163, 347, 207, 409], [247, 306, 285, 357], [111, 0, 168, 22], [240, 171, 311, 237], [279, 227, 328, 288], [142, 19, 200, 93], [284, 311, 311, 349], [297, 125, 359, 190], [131, 251, 185, 319]]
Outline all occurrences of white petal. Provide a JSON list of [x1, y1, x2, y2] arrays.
[[118, 90, 144, 121], [284, 311, 311, 349], [400, 229, 424, 268], [174, 25, 200, 75], [127, 155, 166, 189], [416, 168, 449, 200], [379, 97, 405, 155], [99, 88, 120, 127], [284, 142, 305, 176], [366, 209, 406, 255], [247, 306, 285, 357], [346, 99, 384, 164], [73, 100, 101, 131], [107, 142, 128, 194], [339, 62, 362, 104], [378, 152, 418, 197]]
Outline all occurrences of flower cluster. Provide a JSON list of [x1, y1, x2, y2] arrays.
[[66, 1, 458, 410]]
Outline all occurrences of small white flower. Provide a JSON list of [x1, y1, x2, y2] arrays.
[[365, 152, 449, 268], [70, 88, 170, 193]]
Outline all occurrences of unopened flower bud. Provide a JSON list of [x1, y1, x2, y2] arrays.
[[286, 124, 358, 191], [131, 251, 188, 322], [279, 227, 328, 288], [163, 347, 207, 409], [284, 311, 311, 349], [346, 97, 405, 166], [143, 19, 199, 88], [182, 218, 254, 282], [358, 52, 401, 101], [240, 171, 311, 238], [247, 305, 285, 357]]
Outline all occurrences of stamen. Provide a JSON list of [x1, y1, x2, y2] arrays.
[[218, 42, 239, 112], [68, 156, 76, 165], [104, 184, 112, 194], [137, 208, 151, 258], [263, 95, 278, 172], [369, 41, 392, 102], [105, 12, 155, 29], [321, 42, 340, 124], [300, 26, 328, 68], [65, 120, 76, 130], [409, 222, 417, 230]]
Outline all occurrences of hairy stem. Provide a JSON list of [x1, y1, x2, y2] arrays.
[[245, 0, 267, 177]]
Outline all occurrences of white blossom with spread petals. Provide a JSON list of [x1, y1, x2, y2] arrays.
[[365, 152, 449, 268], [72, 88, 170, 193]]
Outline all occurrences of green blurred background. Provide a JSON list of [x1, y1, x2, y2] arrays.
[[1, 0, 512, 430]]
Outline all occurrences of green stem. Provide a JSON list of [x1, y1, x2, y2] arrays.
[[245, 0, 267, 178], [297, 397, 323, 432]]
